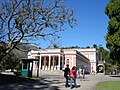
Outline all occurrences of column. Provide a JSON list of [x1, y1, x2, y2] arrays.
[[58, 55, 60, 70], [48, 55, 51, 70], [38, 55, 41, 77], [42, 57, 44, 70], [62, 56, 64, 69], [65, 58, 66, 68], [53, 56, 55, 70], [44, 57, 46, 70], [72, 56, 73, 67]]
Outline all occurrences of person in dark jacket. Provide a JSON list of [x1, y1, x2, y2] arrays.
[[63, 64, 70, 87]]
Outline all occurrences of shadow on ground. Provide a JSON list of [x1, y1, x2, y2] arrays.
[[0, 74, 62, 90], [110, 75, 120, 77], [0, 74, 82, 90], [0, 79, 61, 90]]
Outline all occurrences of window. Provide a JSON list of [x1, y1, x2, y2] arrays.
[[66, 59, 69, 64], [23, 62, 28, 70]]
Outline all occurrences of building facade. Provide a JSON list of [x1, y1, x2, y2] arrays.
[[27, 48, 99, 76]]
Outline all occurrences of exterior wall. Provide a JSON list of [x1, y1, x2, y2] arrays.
[[32, 61, 38, 76], [63, 49, 90, 72], [76, 48, 98, 73], [80, 52, 97, 73], [76, 55, 90, 73], [27, 48, 98, 76], [64, 54, 76, 69], [63, 49, 77, 69]]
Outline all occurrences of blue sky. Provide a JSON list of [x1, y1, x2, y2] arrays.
[[0, 0, 110, 49], [40, 0, 110, 49]]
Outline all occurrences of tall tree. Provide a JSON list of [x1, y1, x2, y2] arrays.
[[0, 0, 76, 60], [105, 0, 120, 64]]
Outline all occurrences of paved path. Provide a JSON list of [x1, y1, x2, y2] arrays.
[[0, 73, 119, 90], [41, 73, 120, 90]]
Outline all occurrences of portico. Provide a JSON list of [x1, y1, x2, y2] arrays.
[[28, 49, 65, 71], [38, 55, 64, 70]]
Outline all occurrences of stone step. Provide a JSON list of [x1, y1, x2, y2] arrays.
[[40, 70, 64, 75]]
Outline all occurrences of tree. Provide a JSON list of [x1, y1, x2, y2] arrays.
[[86, 46, 90, 48], [0, 43, 19, 71], [0, 0, 76, 60], [47, 35, 61, 48], [0, 53, 19, 71], [105, 0, 120, 64], [93, 44, 97, 49]]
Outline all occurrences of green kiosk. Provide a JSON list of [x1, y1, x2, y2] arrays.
[[20, 58, 38, 77]]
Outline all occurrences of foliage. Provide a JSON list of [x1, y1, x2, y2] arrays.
[[105, 0, 120, 64], [0, 51, 19, 71], [104, 62, 115, 75], [47, 35, 61, 48], [99, 46, 110, 62], [86, 46, 90, 48], [93, 44, 97, 48], [91, 44, 113, 74], [0, 0, 76, 60], [0, 42, 37, 71], [0, 42, 19, 70], [61, 46, 80, 49], [92, 44, 110, 62]]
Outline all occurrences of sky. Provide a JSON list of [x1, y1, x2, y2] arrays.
[[40, 0, 110, 49], [0, 0, 110, 49]]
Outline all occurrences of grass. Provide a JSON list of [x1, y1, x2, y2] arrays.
[[0, 74, 41, 85], [96, 81, 120, 90]]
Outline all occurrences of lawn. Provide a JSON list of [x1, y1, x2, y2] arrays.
[[96, 81, 120, 90], [0, 74, 41, 85]]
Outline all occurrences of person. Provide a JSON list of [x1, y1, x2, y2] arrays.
[[77, 68, 80, 78], [82, 68, 85, 79], [70, 66, 77, 89], [79, 68, 82, 78], [63, 64, 70, 87]]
